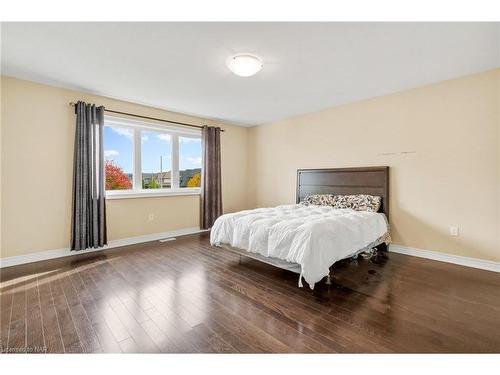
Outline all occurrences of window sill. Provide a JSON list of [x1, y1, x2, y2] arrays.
[[106, 189, 201, 200]]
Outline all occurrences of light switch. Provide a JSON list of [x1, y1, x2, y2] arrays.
[[450, 226, 459, 236]]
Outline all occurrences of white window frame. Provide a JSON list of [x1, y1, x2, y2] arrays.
[[103, 115, 202, 199]]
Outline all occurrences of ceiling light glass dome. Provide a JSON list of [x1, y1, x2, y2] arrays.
[[226, 54, 263, 77]]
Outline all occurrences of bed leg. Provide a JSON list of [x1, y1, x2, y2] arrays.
[[325, 267, 334, 285]]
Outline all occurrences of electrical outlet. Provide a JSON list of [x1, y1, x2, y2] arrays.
[[450, 226, 459, 237], [148, 213, 154, 221]]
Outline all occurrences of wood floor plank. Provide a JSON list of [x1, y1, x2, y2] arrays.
[[84, 264, 131, 343], [25, 276, 45, 353], [140, 319, 180, 352], [106, 295, 159, 353], [149, 245, 333, 353], [118, 337, 139, 353], [2, 233, 500, 353], [171, 245, 362, 352], [192, 242, 460, 352], [84, 261, 158, 353], [70, 266, 123, 352], [115, 254, 209, 331], [209, 306, 290, 353], [92, 321, 123, 353], [0, 287, 14, 352], [37, 274, 64, 353], [201, 317, 257, 353], [48, 269, 82, 353], [142, 306, 197, 353], [188, 323, 236, 353], [196, 250, 450, 352], [57, 269, 101, 353], [6, 278, 26, 353]]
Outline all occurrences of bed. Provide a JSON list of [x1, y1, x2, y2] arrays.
[[210, 166, 390, 289]]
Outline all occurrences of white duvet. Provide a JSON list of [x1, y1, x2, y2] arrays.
[[210, 204, 389, 289]]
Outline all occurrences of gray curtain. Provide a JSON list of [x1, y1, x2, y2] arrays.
[[71, 101, 107, 250], [201, 126, 222, 229]]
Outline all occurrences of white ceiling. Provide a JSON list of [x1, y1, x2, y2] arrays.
[[2, 22, 499, 126]]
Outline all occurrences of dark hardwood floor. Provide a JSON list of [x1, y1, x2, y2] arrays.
[[1, 233, 499, 353]]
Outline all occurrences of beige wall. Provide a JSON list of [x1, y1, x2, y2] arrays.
[[2, 70, 499, 264], [1, 76, 251, 258], [249, 69, 500, 262]]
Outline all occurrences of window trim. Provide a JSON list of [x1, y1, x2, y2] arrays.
[[106, 188, 201, 199], [103, 115, 202, 199]]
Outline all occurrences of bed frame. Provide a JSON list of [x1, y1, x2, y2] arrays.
[[296, 166, 389, 219], [222, 166, 390, 286], [296, 166, 390, 256]]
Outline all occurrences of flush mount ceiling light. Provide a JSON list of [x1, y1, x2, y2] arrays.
[[226, 54, 263, 77]]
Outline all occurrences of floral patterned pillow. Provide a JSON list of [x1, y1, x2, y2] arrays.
[[301, 194, 336, 206], [302, 194, 381, 212], [333, 194, 381, 212]]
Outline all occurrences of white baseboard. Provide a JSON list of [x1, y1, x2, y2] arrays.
[[389, 244, 500, 273], [0, 227, 208, 269], [2, 233, 498, 273]]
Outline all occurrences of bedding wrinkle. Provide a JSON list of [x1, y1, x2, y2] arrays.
[[210, 204, 389, 288]]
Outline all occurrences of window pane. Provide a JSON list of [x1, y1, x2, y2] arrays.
[[179, 136, 202, 188], [104, 125, 133, 190], [141, 130, 172, 189]]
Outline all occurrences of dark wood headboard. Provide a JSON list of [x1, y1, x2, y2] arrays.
[[296, 166, 389, 219]]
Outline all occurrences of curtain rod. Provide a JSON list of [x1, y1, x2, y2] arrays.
[[69, 102, 224, 132]]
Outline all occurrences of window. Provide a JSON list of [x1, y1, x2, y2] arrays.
[[103, 126, 134, 190], [103, 116, 202, 198], [141, 130, 172, 189], [179, 136, 202, 188]]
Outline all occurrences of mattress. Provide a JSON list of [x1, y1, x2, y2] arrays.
[[210, 204, 390, 289]]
